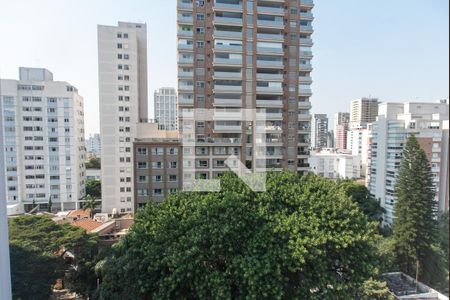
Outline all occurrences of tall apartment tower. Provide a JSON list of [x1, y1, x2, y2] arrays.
[[350, 97, 379, 129], [98, 22, 148, 214], [334, 112, 350, 150], [311, 114, 328, 149], [0, 67, 86, 213], [367, 101, 449, 225], [177, 0, 314, 177], [154, 87, 178, 131], [86, 133, 101, 159]]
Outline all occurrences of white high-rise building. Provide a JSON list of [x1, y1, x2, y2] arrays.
[[347, 128, 370, 176], [154, 87, 178, 131], [98, 22, 148, 214], [0, 67, 86, 213], [350, 97, 379, 129], [86, 133, 101, 158], [310, 150, 361, 179], [367, 101, 449, 225]]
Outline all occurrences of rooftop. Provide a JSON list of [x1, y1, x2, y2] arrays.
[[384, 273, 449, 300]]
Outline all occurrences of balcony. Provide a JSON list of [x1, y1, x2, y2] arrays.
[[300, 50, 313, 58], [300, 38, 313, 46], [178, 71, 194, 78], [257, 20, 284, 29], [299, 88, 312, 96], [214, 58, 243, 66], [178, 44, 194, 51], [300, 12, 314, 20], [298, 101, 312, 109], [213, 138, 242, 145], [178, 57, 194, 65], [265, 113, 283, 120], [214, 84, 242, 93], [214, 125, 242, 133], [300, 25, 314, 33], [256, 100, 283, 108], [299, 63, 313, 71], [257, 33, 284, 42], [214, 17, 243, 26], [213, 98, 242, 107], [299, 76, 313, 84], [257, 6, 285, 15], [300, 0, 314, 8], [256, 73, 283, 81], [179, 85, 194, 92], [178, 2, 193, 10], [257, 47, 283, 55], [179, 98, 194, 105], [213, 71, 243, 79], [178, 29, 193, 37], [256, 86, 283, 94], [257, 60, 283, 69], [214, 2, 243, 12], [298, 114, 311, 121], [214, 110, 243, 120], [214, 30, 243, 39], [214, 44, 243, 52], [178, 16, 193, 24]]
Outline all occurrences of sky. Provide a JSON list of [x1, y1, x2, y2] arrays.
[[0, 0, 448, 136]]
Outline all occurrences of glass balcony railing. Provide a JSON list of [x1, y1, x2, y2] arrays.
[[214, 44, 243, 52], [256, 100, 283, 107], [257, 20, 284, 28], [257, 60, 283, 68], [213, 71, 243, 79], [256, 73, 283, 81], [214, 30, 243, 39], [257, 33, 284, 41], [300, 12, 314, 19], [214, 2, 243, 11], [214, 17, 243, 25], [300, 25, 314, 33], [256, 86, 283, 94], [214, 58, 243, 65], [214, 85, 242, 92], [300, 38, 313, 46], [213, 98, 242, 107], [257, 6, 284, 15]]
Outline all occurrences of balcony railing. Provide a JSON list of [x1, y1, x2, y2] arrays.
[[213, 98, 242, 107], [256, 73, 283, 81], [178, 2, 193, 10], [178, 71, 194, 78], [256, 86, 283, 94], [300, 25, 314, 33], [299, 63, 313, 71], [178, 16, 193, 24], [214, 30, 243, 39], [214, 44, 243, 52], [214, 71, 243, 79], [256, 100, 283, 107], [257, 20, 284, 28], [214, 58, 243, 65], [178, 30, 193, 37], [214, 17, 243, 25], [214, 2, 243, 11], [300, 12, 314, 20], [214, 85, 242, 93], [257, 33, 284, 42], [257, 60, 283, 68], [257, 47, 283, 55], [300, 38, 313, 46], [257, 6, 285, 15]]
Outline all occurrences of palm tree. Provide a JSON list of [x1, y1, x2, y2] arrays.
[[83, 195, 98, 219]]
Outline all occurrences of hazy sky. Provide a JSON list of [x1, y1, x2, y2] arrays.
[[0, 0, 448, 136]]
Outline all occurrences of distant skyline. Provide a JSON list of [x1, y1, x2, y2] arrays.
[[0, 0, 448, 136]]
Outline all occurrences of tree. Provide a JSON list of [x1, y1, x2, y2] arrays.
[[85, 157, 101, 169], [99, 172, 381, 299], [10, 242, 61, 300], [391, 135, 447, 287], [83, 195, 99, 218], [359, 279, 394, 300], [338, 180, 385, 224], [86, 179, 102, 199], [8, 215, 99, 299]]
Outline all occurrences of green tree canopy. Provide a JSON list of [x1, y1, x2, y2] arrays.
[[86, 179, 102, 199], [8, 215, 99, 299], [391, 135, 447, 288], [99, 172, 381, 299], [338, 180, 385, 224], [85, 157, 101, 170]]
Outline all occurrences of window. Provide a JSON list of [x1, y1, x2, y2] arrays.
[[137, 147, 148, 155], [168, 175, 178, 182], [117, 43, 123, 49], [153, 189, 163, 196], [152, 175, 163, 183], [168, 147, 179, 155]]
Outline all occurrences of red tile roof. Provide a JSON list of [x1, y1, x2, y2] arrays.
[[72, 219, 102, 233]]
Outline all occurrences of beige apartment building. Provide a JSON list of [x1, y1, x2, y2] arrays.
[[177, 0, 314, 180]]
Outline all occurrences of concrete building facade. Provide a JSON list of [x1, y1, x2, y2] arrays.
[[311, 114, 328, 149], [177, 0, 315, 178], [334, 112, 350, 150], [1, 67, 86, 214], [310, 149, 361, 179], [347, 128, 370, 177], [350, 97, 379, 129], [98, 22, 148, 214], [154, 87, 178, 131], [86, 133, 101, 159], [367, 101, 449, 225]]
